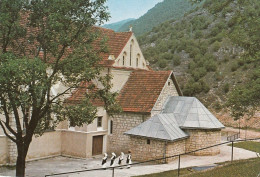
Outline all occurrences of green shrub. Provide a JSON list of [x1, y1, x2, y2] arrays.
[[231, 62, 239, 72], [191, 67, 207, 81], [195, 30, 203, 39], [204, 59, 217, 72], [189, 47, 200, 58], [214, 72, 224, 81], [223, 83, 230, 93], [237, 59, 245, 66], [173, 54, 181, 66], [212, 41, 221, 52], [161, 52, 173, 61], [158, 59, 167, 68]]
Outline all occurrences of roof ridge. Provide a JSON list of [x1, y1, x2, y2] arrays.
[[156, 114, 173, 140]]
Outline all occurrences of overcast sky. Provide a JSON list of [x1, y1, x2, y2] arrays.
[[104, 0, 163, 24]]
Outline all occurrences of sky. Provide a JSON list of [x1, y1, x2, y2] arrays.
[[104, 0, 164, 24]]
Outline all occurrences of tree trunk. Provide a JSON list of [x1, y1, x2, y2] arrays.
[[16, 143, 26, 177]]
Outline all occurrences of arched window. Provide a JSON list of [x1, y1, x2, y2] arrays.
[[136, 53, 140, 68], [130, 40, 134, 66], [123, 52, 127, 66]]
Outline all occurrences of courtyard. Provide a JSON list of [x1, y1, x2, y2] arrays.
[[0, 142, 258, 177]]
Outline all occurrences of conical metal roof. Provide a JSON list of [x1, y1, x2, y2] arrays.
[[124, 114, 188, 141], [161, 96, 225, 129]]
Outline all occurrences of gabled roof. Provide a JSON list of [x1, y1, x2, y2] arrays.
[[93, 27, 133, 66], [66, 70, 182, 112], [161, 96, 225, 129], [117, 70, 174, 113], [124, 114, 189, 141]]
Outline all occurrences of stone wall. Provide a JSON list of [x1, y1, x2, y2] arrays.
[[166, 139, 186, 162], [151, 77, 179, 117], [108, 113, 150, 154], [129, 137, 165, 163], [185, 129, 221, 156], [128, 137, 186, 163]]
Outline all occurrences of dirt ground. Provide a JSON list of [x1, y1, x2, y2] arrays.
[[215, 111, 260, 129], [222, 127, 260, 139]]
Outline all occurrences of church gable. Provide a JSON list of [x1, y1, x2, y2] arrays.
[[113, 34, 148, 70]]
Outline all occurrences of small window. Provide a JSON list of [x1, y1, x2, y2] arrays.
[[97, 117, 102, 127], [147, 139, 150, 144], [123, 56, 125, 66], [110, 120, 113, 134], [168, 81, 170, 86], [136, 58, 139, 67]]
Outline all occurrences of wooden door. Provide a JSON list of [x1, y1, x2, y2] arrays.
[[92, 135, 103, 155]]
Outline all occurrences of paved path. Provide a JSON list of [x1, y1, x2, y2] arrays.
[[71, 144, 259, 177], [0, 143, 258, 177]]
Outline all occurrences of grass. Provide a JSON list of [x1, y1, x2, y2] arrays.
[[229, 141, 260, 153], [135, 158, 260, 177]]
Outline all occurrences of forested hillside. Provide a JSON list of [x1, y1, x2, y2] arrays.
[[139, 0, 260, 115], [102, 18, 135, 31], [118, 0, 195, 36]]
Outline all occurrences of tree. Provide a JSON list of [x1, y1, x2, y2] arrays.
[[0, 0, 116, 176], [226, 70, 260, 131]]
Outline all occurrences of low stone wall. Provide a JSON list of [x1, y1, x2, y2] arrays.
[[108, 113, 150, 154], [185, 129, 221, 156]]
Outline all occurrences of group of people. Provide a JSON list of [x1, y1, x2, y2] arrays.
[[101, 151, 132, 169]]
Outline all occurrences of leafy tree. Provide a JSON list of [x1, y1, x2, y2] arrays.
[[158, 59, 167, 68], [0, 0, 114, 176]]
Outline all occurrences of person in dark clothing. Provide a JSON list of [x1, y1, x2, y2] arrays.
[[118, 152, 124, 168], [126, 150, 132, 168], [102, 153, 108, 169], [110, 152, 116, 167]]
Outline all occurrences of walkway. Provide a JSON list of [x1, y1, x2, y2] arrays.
[[0, 143, 258, 177]]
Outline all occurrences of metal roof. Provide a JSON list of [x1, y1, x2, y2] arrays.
[[161, 96, 225, 129], [124, 114, 189, 141]]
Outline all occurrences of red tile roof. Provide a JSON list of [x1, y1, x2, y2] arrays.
[[2, 13, 131, 66], [117, 70, 172, 113], [66, 70, 182, 113], [92, 27, 133, 66]]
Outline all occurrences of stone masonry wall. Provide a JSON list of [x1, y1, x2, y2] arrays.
[[166, 139, 186, 162], [128, 137, 186, 163], [185, 129, 221, 156], [108, 113, 150, 154], [129, 137, 165, 163], [151, 77, 179, 117]]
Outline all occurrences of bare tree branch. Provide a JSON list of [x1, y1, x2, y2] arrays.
[[0, 120, 16, 143]]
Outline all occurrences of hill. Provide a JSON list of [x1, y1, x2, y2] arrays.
[[138, 0, 260, 120], [102, 18, 135, 31], [118, 0, 195, 36]]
